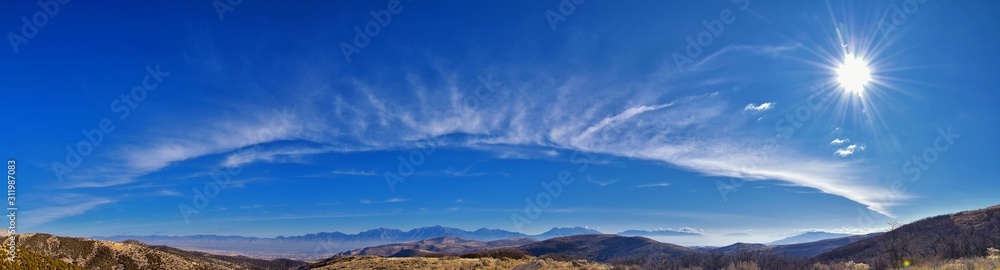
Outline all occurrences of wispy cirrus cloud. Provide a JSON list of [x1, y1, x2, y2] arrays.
[[636, 182, 671, 188], [359, 198, 409, 204], [53, 39, 902, 224], [329, 170, 378, 176], [22, 195, 115, 229]]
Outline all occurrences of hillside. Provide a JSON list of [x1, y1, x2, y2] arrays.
[[518, 234, 701, 262], [337, 236, 536, 257], [3, 233, 306, 270], [711, 243, 767, 254], [692, 233, 879, 258], [817, 204, 1000, 268], [0, 248, 85, 269], [766, 233, 880, 257]]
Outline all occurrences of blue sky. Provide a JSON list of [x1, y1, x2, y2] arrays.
[[3, 0, 999, 245]]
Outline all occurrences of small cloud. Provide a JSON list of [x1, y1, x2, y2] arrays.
[[673, 227, 703, 233], [636, 182, 671, 188], [835, 144, 865, 157], [156, 189, 182, 196], [586, 176, 618, 187], [496, 151, 529, 159], [830, 138, 849, 145], [744, 102, 775, 112], [331, 169, 378, 176], [724, 229, 753, 236], [360, 198, 409, 204]]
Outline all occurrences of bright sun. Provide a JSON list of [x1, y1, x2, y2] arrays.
[[836, 54, 872, 95]]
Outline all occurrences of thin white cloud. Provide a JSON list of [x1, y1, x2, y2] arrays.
[[744, 102, 775, 112], [586, 176, 618, 187], [22, 195, 114, 228], [636, 182, 671, 188], [831, 138, 849, 145], [359, 198, 409, 204], [330, 170, 378, 176], [156, 189, 182, 197], [689, 44, 799, 71], [61, 107, 302, 188]]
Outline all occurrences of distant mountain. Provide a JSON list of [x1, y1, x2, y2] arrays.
[[338, 236, 536, 257], [4, 233, 306, 270], [767, 233, 880, 257], [96, 226, 601, 260], [817, 204, 1000, 268], [617, 229, 702, 237], [518, 234, 701, 262], [768, 231, 854, 245], [535, 227, 603, 239]]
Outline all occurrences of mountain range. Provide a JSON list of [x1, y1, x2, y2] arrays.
[[9, 204, 1000, 269], [767, 231, 855, 245], [95, 226, 602, 260]]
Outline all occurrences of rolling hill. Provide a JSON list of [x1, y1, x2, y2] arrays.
[[3, 233, 306, 270], [766, 233, 880, 257], [517, 234, 701, 262], [816, 204, 1000, 268]]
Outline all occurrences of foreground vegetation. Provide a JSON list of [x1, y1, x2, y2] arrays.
[[606, 247, 1000, 270], [0, 248, 85, 270]]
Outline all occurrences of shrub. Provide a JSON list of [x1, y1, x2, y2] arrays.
[[459, 248, 530, 260]]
